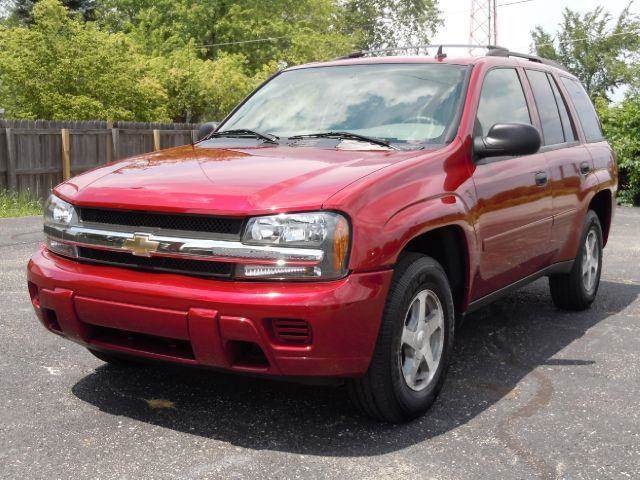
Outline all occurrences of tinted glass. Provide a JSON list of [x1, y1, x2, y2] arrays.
[[221, 64, 468, 147], [561, 77, 603, 142], [526, 69, 564, 145], [548, 74, 576, 142], [476, 68, 531, 137]]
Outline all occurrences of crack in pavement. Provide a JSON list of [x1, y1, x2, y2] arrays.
[[489, 327, 556, 479]]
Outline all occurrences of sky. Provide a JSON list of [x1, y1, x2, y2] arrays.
[[432, 0, 637, 53], [431, 0, 637, 100]]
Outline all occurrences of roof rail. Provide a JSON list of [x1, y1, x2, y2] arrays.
[[486, 48, 568, 71], [334, 44, 568, 71], [335, 44, 506, 60]]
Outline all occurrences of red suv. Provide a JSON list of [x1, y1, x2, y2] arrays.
[[27, 46, 617, 422]]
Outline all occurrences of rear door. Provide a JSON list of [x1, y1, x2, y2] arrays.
[[524, 69, 588, 258], [471, 67, 554, 299], [560, 76, 615, 187]]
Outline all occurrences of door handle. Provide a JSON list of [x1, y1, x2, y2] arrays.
[[534, 171, 548, 186], [580, 161, 591, 176]]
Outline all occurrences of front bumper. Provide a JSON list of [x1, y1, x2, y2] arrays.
[[27, 247, 392, 377]]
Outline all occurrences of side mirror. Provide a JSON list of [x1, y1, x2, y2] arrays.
[[474, 123, 541, 160], [197, 122, 218, 141]]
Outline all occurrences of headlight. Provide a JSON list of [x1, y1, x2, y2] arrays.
[[44, 194, 77, 226], [239, 212, 350, 280], [43, 194, 78, 258]]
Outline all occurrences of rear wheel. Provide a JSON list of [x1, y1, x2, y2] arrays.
[[347, 253, 455, 422], [549, 210, 603, 311]]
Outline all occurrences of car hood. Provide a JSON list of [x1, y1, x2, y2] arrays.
[[55, 144, 419, 215]]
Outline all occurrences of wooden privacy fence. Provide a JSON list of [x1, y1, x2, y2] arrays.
[[0, 119, 201, 199]]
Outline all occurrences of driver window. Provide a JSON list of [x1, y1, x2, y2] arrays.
[[476, 68, 531, 137]]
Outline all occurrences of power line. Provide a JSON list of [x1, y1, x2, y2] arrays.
[[187, 27, 640, 53], [188, 2, 540, 48], [534, 27, 640, 48], [497, 0, 536, 7], [193, 36, 288, 49], [186, 7, 638, 53], [447, 0, 536, 16]]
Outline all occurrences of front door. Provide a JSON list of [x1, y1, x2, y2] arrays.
[[471, 67, 554, 299]]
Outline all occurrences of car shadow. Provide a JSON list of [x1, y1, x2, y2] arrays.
[[71, 279, 639, 457]]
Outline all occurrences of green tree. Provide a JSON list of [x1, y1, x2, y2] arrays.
[[0, 0, 168, 120], [97, 0, 355, 72], [3, 0, 97, 23], [96, 0, 442, 65], [532, 3, 640, 100], [341, 0, 442, 50]]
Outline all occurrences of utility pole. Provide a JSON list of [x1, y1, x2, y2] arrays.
[[469, 0, 498, 53]]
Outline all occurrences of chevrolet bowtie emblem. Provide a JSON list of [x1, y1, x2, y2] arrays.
[[123, 233, 160, 257]]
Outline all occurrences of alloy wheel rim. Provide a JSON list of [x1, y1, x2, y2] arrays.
[[582, 229, 600, 293], [398, 289, 445, 392]]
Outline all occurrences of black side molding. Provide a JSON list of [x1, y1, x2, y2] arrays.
[[463, 260, 575, 315]]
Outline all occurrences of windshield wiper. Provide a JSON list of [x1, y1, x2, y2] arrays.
[[288, 131, 395, 149], [209, 129, 279, 144]]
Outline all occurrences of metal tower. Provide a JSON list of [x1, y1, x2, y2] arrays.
[[469, 0, 497, 52]]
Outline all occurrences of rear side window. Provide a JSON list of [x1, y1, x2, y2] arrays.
[[526, 69, 564, 145], [548, 74, 576, 143], [560, 77, 604, 142], [476, 68, 531, 137]]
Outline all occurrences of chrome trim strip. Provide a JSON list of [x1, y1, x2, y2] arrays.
[[45, 224, 324, 264], [77, 219, 241, 241]]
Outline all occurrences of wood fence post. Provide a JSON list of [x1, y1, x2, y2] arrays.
[[111, 125, 119, 161], [61, 128, 71, 180], [5, 128, 17, 190], [153, 129, 161, 151], [191, 130, 198, 143], [105, 121, 113, 163]]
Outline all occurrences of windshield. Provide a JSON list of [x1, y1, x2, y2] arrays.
[[220, 63, 468, 147]]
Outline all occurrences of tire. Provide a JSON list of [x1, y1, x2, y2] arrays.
[[87, 348, 142, 367], [347, 253, 455, 422], [549, 210, 603, 311]]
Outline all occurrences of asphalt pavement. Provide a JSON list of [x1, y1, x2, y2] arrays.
[[1, 208, 639, 479]]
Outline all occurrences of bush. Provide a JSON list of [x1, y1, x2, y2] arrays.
[[149, 49, 266, 123], [0, 0, 169, 121], [598, 97, 640, 205]]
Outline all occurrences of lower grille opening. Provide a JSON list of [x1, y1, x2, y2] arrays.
[[42, 308, 62, 333], [87, 324, 195, 360], [227, 341, 269, 369], [77, 247, 233, 278], [28, 281, 40, 307], [269, 318, 312, 345]]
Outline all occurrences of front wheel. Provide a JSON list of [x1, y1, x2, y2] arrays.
[[549, 210, 603, 311], [347, 253, 455, 422]]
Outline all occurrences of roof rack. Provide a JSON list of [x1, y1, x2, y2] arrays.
[[486, 47, 568, 71], [335, 44, 568, 71]]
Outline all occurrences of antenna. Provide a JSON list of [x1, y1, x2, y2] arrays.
[[469, 0, 498, 54]]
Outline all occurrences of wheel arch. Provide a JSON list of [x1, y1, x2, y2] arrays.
[[588, 189, 613, 246], [400, 225, 471, 313]]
